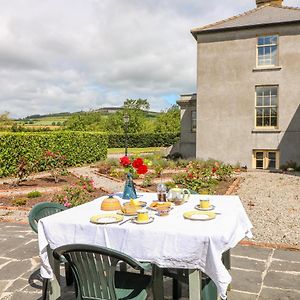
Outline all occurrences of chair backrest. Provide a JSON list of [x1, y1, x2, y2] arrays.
[[28, 202, 66, 233], [189, 189, 198, 194], [53, 244, 147, 300]]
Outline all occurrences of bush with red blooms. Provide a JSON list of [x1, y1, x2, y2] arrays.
[[119, 156, 148, 176]]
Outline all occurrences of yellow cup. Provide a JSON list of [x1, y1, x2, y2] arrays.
[[200, 199, 210, 209], [137, 209, 149, 222]]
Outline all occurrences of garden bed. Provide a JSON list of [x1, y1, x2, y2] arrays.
[[0, 173, 106, 208]]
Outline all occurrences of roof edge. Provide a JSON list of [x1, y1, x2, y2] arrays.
[[191, 19, 300, 39], [191, 4, 300, 40]]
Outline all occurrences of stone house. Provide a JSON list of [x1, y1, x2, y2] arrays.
[[177, 0, 300, 169]]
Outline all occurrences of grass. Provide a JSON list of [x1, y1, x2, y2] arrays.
[[18, 116, 70, 126], [108, 147, 164, 155]]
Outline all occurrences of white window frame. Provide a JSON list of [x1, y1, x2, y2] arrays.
[[252, 150, 280, 170], [255, 85, 278, 129], [256, 35, 279, 67]]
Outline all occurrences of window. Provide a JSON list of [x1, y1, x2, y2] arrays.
[[255, 86, 278, 128], [191, 110, 196, 132], [253, 150, 279, 169], [257, 35, 278, 67]]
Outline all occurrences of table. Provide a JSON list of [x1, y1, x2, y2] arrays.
[[38, 194, 253, 299]]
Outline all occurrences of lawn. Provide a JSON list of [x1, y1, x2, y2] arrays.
[[108, 147, 164, 155]]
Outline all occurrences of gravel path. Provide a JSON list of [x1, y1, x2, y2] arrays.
[[236, 171, 300, 246]]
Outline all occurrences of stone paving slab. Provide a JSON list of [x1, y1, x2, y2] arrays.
[[230, 269, 262, 294], [259, 287, 300, 300], [231, 256, 266, 271], [272, 249, 300, 262]]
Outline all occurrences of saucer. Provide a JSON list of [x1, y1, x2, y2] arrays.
[[132, 217, 154, 224], [183, 211, 216, 221], [90, 214, 124, 224], [194, 204, 215, 211]]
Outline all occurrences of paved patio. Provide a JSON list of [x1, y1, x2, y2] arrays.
[[0, 222, 299, 300]]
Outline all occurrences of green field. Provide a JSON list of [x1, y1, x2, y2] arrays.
[[18, 116, 70, 126], [108, 147, 164, 155]]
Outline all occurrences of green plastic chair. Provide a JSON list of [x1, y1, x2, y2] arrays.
[[28, 202, 67, 233], [53, 244, 152, 300], [189, 189, 198, 194], [28, 202, 72, 299]]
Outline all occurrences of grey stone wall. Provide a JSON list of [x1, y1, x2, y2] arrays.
[[195, 23, 300, 168]]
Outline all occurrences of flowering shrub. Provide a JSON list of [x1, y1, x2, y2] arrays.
[[119, 156, 148, 176], [77, 176, 96, 192], [53, 176, 96, 208], [43, 150, 67, 183], [14, 156, 36, 185], [173, 161, 233, 193]]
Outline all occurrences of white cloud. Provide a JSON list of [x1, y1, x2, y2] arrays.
[[0, 0, 298, 117]]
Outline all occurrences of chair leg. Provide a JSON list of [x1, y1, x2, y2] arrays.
[[42, 278, 48, 300], [65, 262, 74, 286], [222, 250, 231, 270], [172, 278, 182, 299]]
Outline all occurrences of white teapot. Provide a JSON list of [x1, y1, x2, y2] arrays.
[[167, 186, 191, 204]]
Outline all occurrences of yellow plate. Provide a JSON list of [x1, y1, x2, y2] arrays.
[[117, 210, 138, 217], [183, 210, 216, 221], [148, 201, 174, 211], [123, 201, 147, 207], [90, 214, 124, 224]]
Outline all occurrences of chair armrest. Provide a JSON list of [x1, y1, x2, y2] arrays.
[[139, 262, 152, 271]]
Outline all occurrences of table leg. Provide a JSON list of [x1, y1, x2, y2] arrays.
[[152, 265, 164, 300], [189, 269, 202, 300], [47, 246, 61, 300]]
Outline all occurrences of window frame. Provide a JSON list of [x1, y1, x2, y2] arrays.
[[256, 34, 279, 68], [191, 110, 196, 132], [252, 150, 280, 169], [255, 85, 279, 129]]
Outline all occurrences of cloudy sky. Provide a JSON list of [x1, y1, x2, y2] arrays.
[[0, 0, 299, 118]]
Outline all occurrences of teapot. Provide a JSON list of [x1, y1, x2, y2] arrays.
[[167, 186, 190, 204]]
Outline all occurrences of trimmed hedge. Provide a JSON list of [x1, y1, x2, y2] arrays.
[[0, 132, 107, 177], [108, 132, 180, 148]]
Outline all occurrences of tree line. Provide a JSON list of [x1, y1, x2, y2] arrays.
[[0, 99, 180, 133]]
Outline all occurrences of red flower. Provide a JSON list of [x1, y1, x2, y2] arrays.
[[132, 158, 143, 169], [188, 173, 193, 178], [120, 156, 131, 167], [137, 164, 148, 175], [212, 167, 217, 173], [45, 150, 54, 157]]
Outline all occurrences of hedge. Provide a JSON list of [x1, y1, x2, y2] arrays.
[[108, 132, 180, 148], [0, 132, 107, 177]]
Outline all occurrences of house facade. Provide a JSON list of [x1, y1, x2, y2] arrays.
[[177, 0, 300, 169]]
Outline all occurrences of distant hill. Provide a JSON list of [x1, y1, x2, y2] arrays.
[[23, 107, 160, 120]]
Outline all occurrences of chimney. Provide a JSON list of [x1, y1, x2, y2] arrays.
[[256, 0, 283, 7]]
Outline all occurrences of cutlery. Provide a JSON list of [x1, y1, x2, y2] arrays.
[[119, 217, 134, 226]]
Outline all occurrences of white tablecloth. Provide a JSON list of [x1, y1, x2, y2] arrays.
[[38, 194, 252, 299]]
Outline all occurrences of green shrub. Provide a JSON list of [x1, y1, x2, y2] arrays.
[[12, 197, 27, 206], [280, 160, 298, 171], [27, 190, 42, 198], [0, 132, 107, 177], [108, 132, 179, 148], [172, 161, 233, 194], [53, 176, 96, 208]]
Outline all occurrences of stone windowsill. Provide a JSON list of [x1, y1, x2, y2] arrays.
[[252, 66, 282, 72], [252, 129, 281, 133]]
